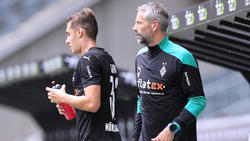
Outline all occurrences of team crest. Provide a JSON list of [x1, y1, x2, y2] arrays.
[[160, 62, 167, 77]]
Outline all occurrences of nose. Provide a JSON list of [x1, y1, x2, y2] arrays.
[[65, 37, 69, 45], [132, 24, 137, 32]]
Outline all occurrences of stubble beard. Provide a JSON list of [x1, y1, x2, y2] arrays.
[[136, 30, 153, 47]]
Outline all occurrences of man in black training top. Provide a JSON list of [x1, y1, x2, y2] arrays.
[[46, 8, 121, 141], [132, 2, 206, 141]]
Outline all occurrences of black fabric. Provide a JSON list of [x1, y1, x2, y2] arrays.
[[132, 113, 142, 141], [134, 42, 205, 141], [72, 47, 121, 141]]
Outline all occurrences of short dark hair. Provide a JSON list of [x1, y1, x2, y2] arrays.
[[66, 8, 98, 41], [138, 2, 169, 34]]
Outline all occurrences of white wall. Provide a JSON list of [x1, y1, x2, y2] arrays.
[[0, 104, 44, 141]]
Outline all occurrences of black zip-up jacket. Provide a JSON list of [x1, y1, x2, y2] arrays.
[[132, 36, 206, 141]]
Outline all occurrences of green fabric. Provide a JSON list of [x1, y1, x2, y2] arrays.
[[137, 47, 148, 56], [185, 96, 206, 118], [159, 36, 198, 68], [137, 96, 141, 113]]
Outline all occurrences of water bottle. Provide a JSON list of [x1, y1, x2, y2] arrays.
[[51, 81, 76, 120]]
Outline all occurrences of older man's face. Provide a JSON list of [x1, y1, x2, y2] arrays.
[[133, 11, 153, 46]]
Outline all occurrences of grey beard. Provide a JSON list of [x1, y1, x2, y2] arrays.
[[137, 39, 148, 47], [137, 36, 152, 47]]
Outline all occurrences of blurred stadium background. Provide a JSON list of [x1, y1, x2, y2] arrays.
[[0, 0, 249, 141]]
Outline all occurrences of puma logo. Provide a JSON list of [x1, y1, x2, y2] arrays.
[[83, 56, 90, 61]]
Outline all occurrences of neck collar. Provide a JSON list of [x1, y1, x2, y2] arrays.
[[158, 36, 169, 50]]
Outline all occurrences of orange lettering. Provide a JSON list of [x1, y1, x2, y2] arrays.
[[157, 83, 163, 90], [151, 82, 157, 90], [74, 89, 79, 96]]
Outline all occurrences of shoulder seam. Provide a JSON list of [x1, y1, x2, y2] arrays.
[[161, 41, 198, 68]]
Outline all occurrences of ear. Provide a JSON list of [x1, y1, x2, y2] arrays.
[[151, 20, 159, 32], [77, 27, 84, 38]]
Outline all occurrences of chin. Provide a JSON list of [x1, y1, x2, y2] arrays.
[[72, 50, 80, 54], [137, 39, 142, 44], [137, 39, 144, 44], [71, 50, 76, 54]]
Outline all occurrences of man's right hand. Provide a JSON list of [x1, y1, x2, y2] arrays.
[[56, 104, 65, 115], [151, 126, 174, 141]]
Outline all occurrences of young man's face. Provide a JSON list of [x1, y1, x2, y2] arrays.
[[133, 11, 153, 46], [65, 22, 81, 54]]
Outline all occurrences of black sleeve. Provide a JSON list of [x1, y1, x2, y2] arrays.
[[78, 55, 101, 88], [172, 54, 206, 131], [132, 113, 142, 141], [132, 58, 142, 141]]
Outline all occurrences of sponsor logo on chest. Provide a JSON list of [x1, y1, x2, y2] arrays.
[[137, 61, 168, 95], [137, 79, 165, 90]]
